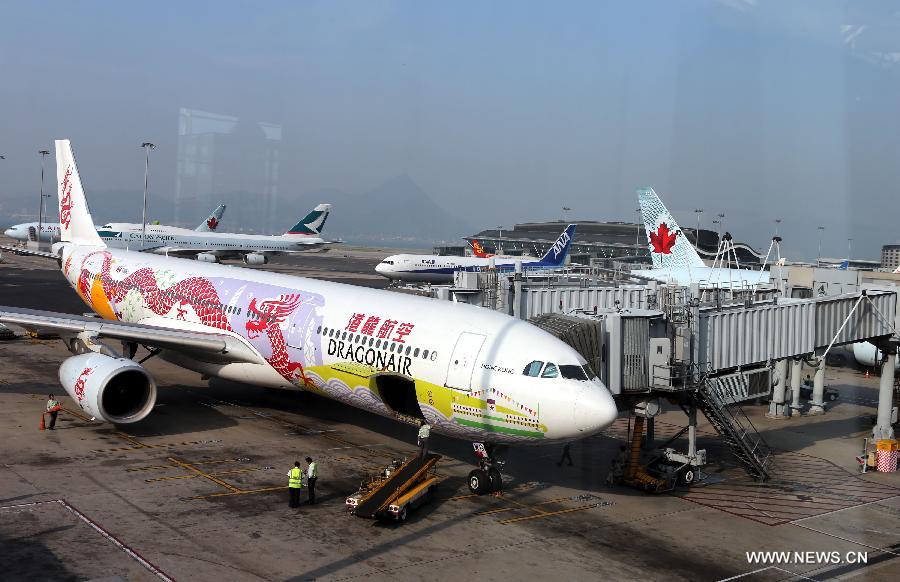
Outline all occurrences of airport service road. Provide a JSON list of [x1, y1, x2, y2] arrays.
[[1, 248, 899, 581]]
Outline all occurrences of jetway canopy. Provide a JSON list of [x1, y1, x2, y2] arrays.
[[698, 290, 897, 371]]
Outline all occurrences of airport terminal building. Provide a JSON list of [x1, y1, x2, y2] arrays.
[[461, 221, 763, 266]]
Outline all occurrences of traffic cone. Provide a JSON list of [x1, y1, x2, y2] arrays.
[[39, 414, 45, 431], [865, 370, 870, 378]]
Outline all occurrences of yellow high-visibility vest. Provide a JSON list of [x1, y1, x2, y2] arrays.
[[288, 467, 303, 488]]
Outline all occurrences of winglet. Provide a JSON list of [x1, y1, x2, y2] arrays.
[[539, 224, 577, 266], [195, 204, 227, 232], [55, 140, 104, 247], [285, 203, 331, 236], [637, 187, 704, 270]]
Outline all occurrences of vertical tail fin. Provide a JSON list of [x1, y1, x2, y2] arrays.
[[195, 204, 227, 231], [637, 187, 704, 270], [284, 203, 331, 236], [539, 224, 577, 266], [471, 239, 492, 258], [56, 140, 104, 247]]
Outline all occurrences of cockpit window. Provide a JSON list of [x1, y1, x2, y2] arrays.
[[559, 365, 588, 381], [522, 360, 543, 377], [541, 363, 559, 378], [582, 363, 597, 380]]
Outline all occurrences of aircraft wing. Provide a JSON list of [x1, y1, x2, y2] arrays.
[[0, 243, 59, 260], [0, 306, 263, 364]]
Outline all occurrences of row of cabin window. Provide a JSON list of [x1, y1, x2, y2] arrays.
[[317, 325, 435, 360], [522, 360, 592, 381]]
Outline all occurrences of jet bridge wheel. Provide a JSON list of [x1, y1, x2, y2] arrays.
[[468, 469, 490, 495]]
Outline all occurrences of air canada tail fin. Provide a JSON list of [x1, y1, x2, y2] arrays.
[[55, 140, 104, 247], [195, 204, 226, 232], [894, 265, 900, 274], [637, 187, 704, 270], [284, 203, 331, 236], [539, 224, 577, 266]]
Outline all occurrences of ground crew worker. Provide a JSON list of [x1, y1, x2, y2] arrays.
[[605, 445, 628, 486], [557, 442, 573, 467], [287, 461, 303, 508], [305, 456, 318, 505], [417, 420, 431, 459], [46, 394, 61, 430]]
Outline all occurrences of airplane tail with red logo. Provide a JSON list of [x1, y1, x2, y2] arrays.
[[470, 239, 493, 258], [637, 187, 704, 270], [195, 204, 227, 232], [55, 140, 105, 247]]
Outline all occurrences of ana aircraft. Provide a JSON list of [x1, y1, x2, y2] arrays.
[[631, 187, 770, 288], [96, 203, 331, 265], [4, 204, 227, 244], [376, 224, 577, 283], [0, 140, 617, 495]]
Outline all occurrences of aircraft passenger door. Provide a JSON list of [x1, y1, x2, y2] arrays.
[[444, 332, 486, 391]]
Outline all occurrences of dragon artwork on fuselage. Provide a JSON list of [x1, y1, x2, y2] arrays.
[[63, 248, 548, 443]]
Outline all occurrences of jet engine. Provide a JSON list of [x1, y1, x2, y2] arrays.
[[197, 253, 219, 263], [58, 353, 157, 424], [243, 253, 268, 265]]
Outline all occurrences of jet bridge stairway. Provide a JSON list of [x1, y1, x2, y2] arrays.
[[694, 380, 772, 481]]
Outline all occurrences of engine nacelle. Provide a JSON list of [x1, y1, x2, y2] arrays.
[[197, 253, 219, 263], [852, 342, 900, 369], [59, 353, 157, 424], [243, 253, 268, 265]]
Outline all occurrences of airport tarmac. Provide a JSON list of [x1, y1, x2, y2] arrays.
[[1, 246, 898, 581]]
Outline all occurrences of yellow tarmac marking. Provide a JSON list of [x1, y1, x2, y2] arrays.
[[145, 468, 259, 483], [186, 486, 284, 500], [475, 496, 572, 516], [167, 457, 239, 493], [498, 503, 600, 524]]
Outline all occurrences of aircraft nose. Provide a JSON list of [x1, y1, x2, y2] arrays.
[[574, 382, 618, 435], [4, 228, 14, 238]]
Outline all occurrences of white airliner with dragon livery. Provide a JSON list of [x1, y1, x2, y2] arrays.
[[0, 140, 617, 495]]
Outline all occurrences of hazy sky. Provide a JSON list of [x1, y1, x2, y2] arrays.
[[1, 1, 898, 258]]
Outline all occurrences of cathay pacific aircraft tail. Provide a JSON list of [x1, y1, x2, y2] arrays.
[[285, 203, 331, 236]]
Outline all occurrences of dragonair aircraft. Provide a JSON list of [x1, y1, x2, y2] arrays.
[[3, 204, 227, 244], [469, 239, 536, 260], [0, 140, 617, 495], [376, 224, 577, 283], [96, 203, 331, 265], [631, 187, 770, 288]]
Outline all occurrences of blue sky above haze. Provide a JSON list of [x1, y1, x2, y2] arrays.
[[1, 1, 898, 258]]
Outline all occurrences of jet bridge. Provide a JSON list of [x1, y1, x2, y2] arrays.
[[530, 289, 899, 481]]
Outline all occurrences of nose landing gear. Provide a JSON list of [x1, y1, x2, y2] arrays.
[[467, 442, 506, 495]]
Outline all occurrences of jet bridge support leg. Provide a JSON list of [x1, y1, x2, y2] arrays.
[[767, 359, 790, 419], [809, 359, 827, 416], [874, 347, 897, 441], [790, 358, 803, 415]]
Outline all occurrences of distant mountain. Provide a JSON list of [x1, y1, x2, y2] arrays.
[[301, 174, 475, 245], [0, 189, 172, 226]]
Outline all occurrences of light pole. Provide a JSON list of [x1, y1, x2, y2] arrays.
[[38, 150, 50, 245], [694, 208, 703, 246], [496, 225, 503, 254], [562, 206, 571, 222], [712, 219, 721, 242], [717, 213, 725, 234], [817, 226, 825, 266], [774, 218, 782, 237], [847, 238, 853, 261], [141, 142, 156, 248], [635, 208, 642, 251]]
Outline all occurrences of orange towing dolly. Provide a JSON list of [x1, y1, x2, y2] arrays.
[[347, 453, 441, 522]]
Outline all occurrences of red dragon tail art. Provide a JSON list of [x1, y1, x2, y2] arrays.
[[245, 293, 310, 385]]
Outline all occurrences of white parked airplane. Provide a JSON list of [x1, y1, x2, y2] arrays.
[[852, 341, 900, 370], [95, 203, 331, 265], [375, 224, 577, 283], [631, 187, 770, 288], [0, 140, 617, 495], [4, 204, 227, 243]]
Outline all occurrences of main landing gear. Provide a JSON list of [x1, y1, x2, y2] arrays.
[[467, 442, 505, 495]]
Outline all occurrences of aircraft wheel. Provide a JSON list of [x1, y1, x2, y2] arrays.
[[828, 392, 838, 402], [488, 467, 503, 492], [468, 469, 490, 495]]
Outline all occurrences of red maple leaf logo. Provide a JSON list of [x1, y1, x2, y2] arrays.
[[649, 223, 677, 254], [206, 217, 219, 230]]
